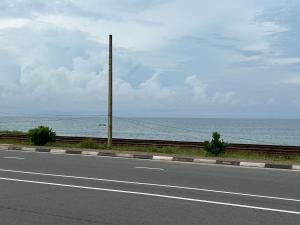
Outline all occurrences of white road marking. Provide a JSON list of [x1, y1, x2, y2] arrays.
[[0, 168, 299, 203], [3, 157, 24, 160], [135, 167, 164, 171], [0, 176, 299, 215]]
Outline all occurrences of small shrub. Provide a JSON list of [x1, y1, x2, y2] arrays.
[[203, 132, 228, 155], [79, 139, 101, 149], [28, 126, 56, 146]]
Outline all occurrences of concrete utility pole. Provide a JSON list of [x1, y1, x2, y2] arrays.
[[107, 35, 113, 149]]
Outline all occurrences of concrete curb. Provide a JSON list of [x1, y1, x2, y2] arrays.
[[65, 150, 82, 154], [194, 158, 217, 164], [1, 145, 300, 171], [173, 157, 194, 162], [82, 151, 98, 156], [292, 165, 300, 170], [36, 148, 50, 153], [240, 162, 265, 168], [153, 156, 173, 161], [133, 154, 153, 159], [98, 152, 116, 157], [216, 160, 240, 166], [50, 149, 66, 154], [265, 163, 292, 170], [22, 147, 36, 152], [116, 153, 133, 158]]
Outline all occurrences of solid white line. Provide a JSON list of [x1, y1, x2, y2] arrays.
[[0, 168, 298, 203], [3, 157, 24, 160], [135, 167, 164, 171], [0, 176, 299, 215]]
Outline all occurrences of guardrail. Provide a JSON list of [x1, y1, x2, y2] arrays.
[[1, 133, 300, 155]]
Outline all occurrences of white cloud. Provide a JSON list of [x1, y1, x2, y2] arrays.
[[0, 48, 237, 115], [0, 0, 300, 117], [284, 77, 300, 85], [139, 74, 175, 99], [268, 57, 300, 65], [0, 18, 29, 29], [185, 75, 236, 104], [185, 75, 208, 102]]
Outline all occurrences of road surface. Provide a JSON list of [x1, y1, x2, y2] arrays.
[[0, 150, 299, 225]]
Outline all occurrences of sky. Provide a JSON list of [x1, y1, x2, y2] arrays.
[[0, 0, 300, 118]]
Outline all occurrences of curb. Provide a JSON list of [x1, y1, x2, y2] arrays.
[[1, 145, 300, 171], [194, 158, 216, 164], [50, 149, 66, 154], [81, 151, 98, 156], [173, 157, 194, 162], [153, 156, 173, 161], [216, 160, 240, 166], [240, 162, 265, 168], [265, 163, 292, 170], [36, 148, 51, 153]]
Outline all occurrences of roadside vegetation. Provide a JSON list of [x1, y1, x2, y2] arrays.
[[0, 129, 299, 164], [28, 126, 56, 145], [203, 132, 228, 155], [0, 130, 26, 135]]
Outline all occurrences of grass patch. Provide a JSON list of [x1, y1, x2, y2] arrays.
[[0, 130, 26, 135], [78, 139, 106, 149], [112, 145, 207, 157], [221, 151, 300, 163], [0, 139, 28, 145], [0, 139, 299, 163]]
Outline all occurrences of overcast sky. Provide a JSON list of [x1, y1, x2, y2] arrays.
[[0, 0, 300, 118]]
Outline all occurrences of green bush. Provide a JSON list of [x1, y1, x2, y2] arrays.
[[203, 132, 228, 155], [28, 126, 56, 146]]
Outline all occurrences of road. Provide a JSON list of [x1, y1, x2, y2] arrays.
[[0, 150, 299, 225]]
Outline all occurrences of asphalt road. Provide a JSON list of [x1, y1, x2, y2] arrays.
[[0, 150, 299, 225]]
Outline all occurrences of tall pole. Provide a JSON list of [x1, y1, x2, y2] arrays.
[[107, 35, 113, 149]]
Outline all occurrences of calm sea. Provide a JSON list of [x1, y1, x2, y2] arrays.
[[0, 116, 300, 146]]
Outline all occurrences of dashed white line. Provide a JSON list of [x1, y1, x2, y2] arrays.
[[0, 176, 299, 215], [135, 167, 164, 171], [0, 168, 299, 203], [3, 157, 24, 160]]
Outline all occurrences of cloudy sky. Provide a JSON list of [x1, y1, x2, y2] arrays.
[[0, 0, 300, 118]]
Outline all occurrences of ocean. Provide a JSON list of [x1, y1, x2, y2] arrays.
[[0, 116, 300, 146]]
